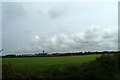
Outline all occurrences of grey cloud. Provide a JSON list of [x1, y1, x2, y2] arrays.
[[24, 30, 32, 35], [16, 25, 118, 53], [49, 7, 66, 19], [3, 3, 25, 19]]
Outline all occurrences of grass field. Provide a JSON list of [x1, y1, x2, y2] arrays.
[[2, 54, 120, 79], [2, 54, 102, 72]]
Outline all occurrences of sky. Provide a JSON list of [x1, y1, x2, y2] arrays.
[[2, 2, 118, 54]]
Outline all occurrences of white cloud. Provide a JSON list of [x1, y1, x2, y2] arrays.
[[34, 35, 40, 40], [16, 25, 118, 53]]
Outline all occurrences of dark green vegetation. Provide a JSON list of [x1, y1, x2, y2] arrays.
[[2, 54, 120, 80]]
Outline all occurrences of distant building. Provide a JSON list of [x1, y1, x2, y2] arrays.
[[22, 54, 34, 56]]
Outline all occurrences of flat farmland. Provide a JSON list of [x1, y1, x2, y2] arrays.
[[2, 54, 102, 71]]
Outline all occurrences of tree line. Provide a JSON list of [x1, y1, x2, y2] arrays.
[[2, 51, 119, 58]]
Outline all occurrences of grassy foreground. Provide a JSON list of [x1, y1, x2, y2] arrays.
[[2, 54, 120, 79]]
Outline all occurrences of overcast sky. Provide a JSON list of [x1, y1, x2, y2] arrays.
[[2, 2, 118, 54]]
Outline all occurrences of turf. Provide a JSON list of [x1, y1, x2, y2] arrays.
[[2, 54, 102, 71]]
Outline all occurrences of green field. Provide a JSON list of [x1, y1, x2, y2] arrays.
[[3, 54, 102, 72], [2, 54, 120, 79]]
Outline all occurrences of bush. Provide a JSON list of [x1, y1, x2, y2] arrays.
[[61, 64, 82, 78], [2, 64, 43, 79], [114, 53, 120, 69], [2, 64, 25, 79], [45, 65, 63, 78], [46, 54, 119, 80], [80, 54, 117, 79]]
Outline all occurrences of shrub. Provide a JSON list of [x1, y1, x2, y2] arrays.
[[114, 53, 120, 69], [61, 64, 82, 78], [2, 64, 42, 79], [2, 64, 25, 79], [80, 54, 117, 80], [46, 54, 118, 80]]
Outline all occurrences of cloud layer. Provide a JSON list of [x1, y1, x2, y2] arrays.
[[2, 2, 118, 54], [16, 25, 118, 53]]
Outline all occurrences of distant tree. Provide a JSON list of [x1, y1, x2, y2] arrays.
[[43, 50, 45, 54]]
